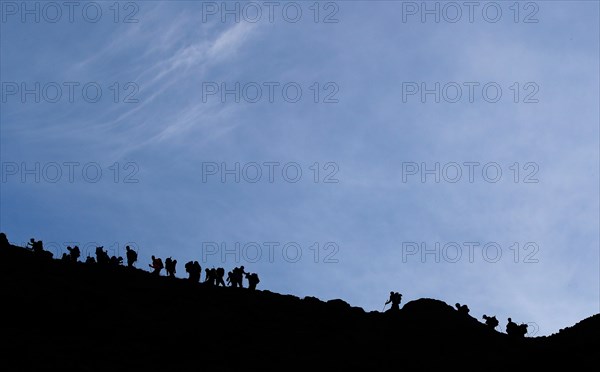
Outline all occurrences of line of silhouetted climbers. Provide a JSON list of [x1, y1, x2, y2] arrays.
[[454, 302, 529, 337], [2, 233, 530, 334], [2, 234, 261, 290], [381, 291, 529, 338]]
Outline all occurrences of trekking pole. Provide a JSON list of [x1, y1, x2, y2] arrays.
[[382, 303, 387, 312]]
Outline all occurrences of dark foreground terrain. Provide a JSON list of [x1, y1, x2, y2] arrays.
[[1, 243, 598, 371]]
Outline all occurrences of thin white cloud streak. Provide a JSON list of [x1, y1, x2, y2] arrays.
[[4, 13, 259, 159]]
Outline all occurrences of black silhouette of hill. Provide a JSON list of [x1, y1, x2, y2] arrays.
[[1, 242, 598, 371]]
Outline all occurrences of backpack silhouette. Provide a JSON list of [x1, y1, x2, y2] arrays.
[[126, 246, 138, 267]]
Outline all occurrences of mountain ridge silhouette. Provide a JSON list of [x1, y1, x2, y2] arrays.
[[1, 241, 598, 370]]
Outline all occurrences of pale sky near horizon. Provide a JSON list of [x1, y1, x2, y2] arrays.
[[1, 0, 599, 336]]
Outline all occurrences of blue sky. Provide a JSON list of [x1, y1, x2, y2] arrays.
[[1, 1, 598, 336]]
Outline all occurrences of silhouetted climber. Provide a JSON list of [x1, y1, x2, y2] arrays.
[[455, 303, 470, 315], [385, 291, 402, 311], [506, 318, 516, 335], [245, 272, 260, 290], [188, 261, 202, 282], [185, 261, 193, 279], [185, 261, 201, 282], [517, 323, 528, 337], [85, 256, 96, 264], [204, 268, 210, 284], [205, 268, 217, 285], [183, 261, 197, 282], [215, 267, 226, 287], [110, 256, 123, 266], [482, 315, 499, 330], [226, 271, 235, 287], [193, 261, 201, 282], [232, 266, 247, 288], [125, 246, 138, 267], [165, 257, 177, 277], [506, 318, 528, 338], [27, 238, 39, 252], [0, 232, 9, 248], [149, 255, 164, 275], [95, 247, 110, 265], [67, 245, 80, 262], [165, 257, 172, 274], [28, 238, 53, 259]]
